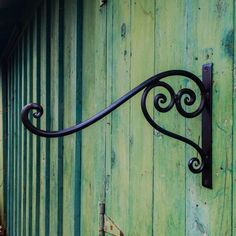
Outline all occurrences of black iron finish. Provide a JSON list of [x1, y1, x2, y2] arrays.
[[201, 64, 212, 188], [21, 64, 213, 188]]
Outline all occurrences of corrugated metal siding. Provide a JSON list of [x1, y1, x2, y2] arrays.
[[0, 0, 236, 235]]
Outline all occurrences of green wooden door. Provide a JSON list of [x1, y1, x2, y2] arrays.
[[81, 0, 235, 235], [0, 0, 235, 235]]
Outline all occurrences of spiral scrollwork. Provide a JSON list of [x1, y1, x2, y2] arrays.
[[140, 78, 206, 174], [21, 69, 208, 174]]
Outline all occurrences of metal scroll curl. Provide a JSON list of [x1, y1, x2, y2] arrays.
[[21, 69, 208, 175], [141, 81, 205, 174]]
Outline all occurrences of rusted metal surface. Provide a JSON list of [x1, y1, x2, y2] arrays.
[[99, 202, 124, 236]]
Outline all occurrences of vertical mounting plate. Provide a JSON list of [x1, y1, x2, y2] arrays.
[[201, 63, 212, 189]]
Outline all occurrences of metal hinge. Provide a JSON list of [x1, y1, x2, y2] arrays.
[[100, 0, 107, 7], [99, 203, 124, 236]]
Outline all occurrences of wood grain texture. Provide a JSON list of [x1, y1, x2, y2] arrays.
[[185, 1, 233, 235], [153, 1, 187, 235], [22, 34, 27, 236], [17, 38, 23, 236], [63, 0, 77, 234], [80, 0, 107, 235], [106, 0, 131, 235], [0, 0, 236, 235], [39, 3, 47, 235], [31, 15, 38, 235], [233, 1, 236, 235], [49, 0, 59, 234]]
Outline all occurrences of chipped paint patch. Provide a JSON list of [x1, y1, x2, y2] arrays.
[[202, 48, 213, 61], [222, 30, 234, 59], [121, 23, 126, 38], [216, 0, 227, 18]]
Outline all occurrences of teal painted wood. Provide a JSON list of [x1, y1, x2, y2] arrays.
[[12, 45, 16, 236], [32, 14, 38, 235], [17, 39, 23, 236], [45, 1, 51, 234], [35, 8, 41, 236], [0, 64, 6, 229], [57, 0, 64, 234], [80, 1, 107, 235], [49, 0, 60, 234], [39, 3, 47, 235], [0, 0, 236, 235], [8, 58, 13, 236]]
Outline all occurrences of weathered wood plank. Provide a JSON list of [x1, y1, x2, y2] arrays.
[[15, 43, 20, 235], [63, 0, 79, 231], [12, 44, 17, 236], [128, 0, 155, 234], [39, 2, 47, 235], [31, 14, 38, 235], [233, 1, 236, 234], [62, 0, 77, 234], [7, 57, 13, 236], [0, 63, 7, 231], [80, 0, 107, 235], [74, 0, 83, 233], [49, 0, 59, 234], [45, 2, 52, 234], [34, 8, 42, 236], [153, 1, 187, 235], [21, 33, 28, 236], [17, 38, 23, 236], [105, 0, 131, 235], [26, 23, 34, 236], [185, 1, 233, 235], [57, 0, 64, 234]]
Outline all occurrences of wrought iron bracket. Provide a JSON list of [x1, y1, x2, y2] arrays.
[[21, 63, 213, 189]]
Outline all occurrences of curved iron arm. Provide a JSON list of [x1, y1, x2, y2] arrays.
[[21, 65, 212, 188]]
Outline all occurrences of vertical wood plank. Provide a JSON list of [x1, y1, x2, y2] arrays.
[[6, 60, 11, 236], [57, 0, 64, 234], [22, 33, 27, 236], [6, 59, 10, 236], [62, 0, 77, 234], [9, 55, 14, 236], [31, 14, 38, 235], [12, 46, 17, 236], [15, 44, 20, 235], [35, 7, 41, 236], [74, 0, 83, 233], [26, 24, 33, 236], [49, 0, 59, 234], [1, 62, 8, 231], [45, 1, 51, 234], [105, 0, 131, 235], [17, 39, 23, 236], [39, 2, 47, 235], [153, 1, 187, 235], [129, 0, 154, 234], [81, 0, 107, 235], [234, 1, 236, 234], [185, 0, 233, 235]]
